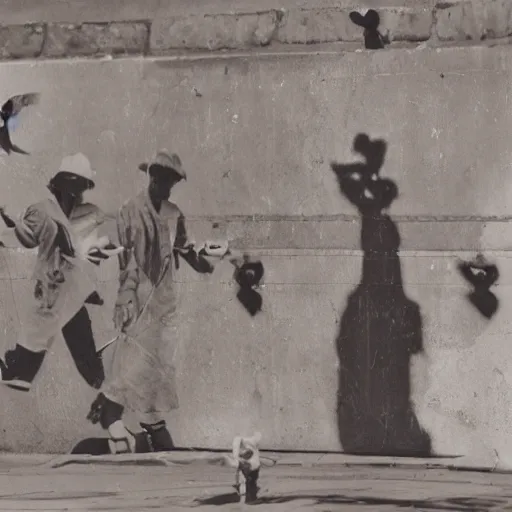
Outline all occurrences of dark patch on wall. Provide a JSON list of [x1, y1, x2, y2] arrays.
[[330, 133, 431, 457], [435, 2, 456, 10], [349, 10, 389, 50], [231, 256, 264, 317], [457, 254, 499, 319]]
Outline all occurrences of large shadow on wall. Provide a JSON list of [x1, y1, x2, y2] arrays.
[[331, 134, 431, 456]]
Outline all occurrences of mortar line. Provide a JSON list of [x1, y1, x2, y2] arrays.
[[2, 43, 512, 66]]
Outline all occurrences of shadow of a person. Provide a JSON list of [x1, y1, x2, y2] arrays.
[[330, 134, 431, 456]]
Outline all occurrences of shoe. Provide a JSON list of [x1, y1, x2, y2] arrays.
[[140, 420, 175, 452], [87, 392, 124, 429], [107, 420, 136, 454], [0, 344, 45, 391]]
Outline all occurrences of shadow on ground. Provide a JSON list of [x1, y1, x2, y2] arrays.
[[195, 493, 508, 511], [0, 491, 119, 501]]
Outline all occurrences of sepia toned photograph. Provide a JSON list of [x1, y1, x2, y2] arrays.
[[0, 0, 511, 510]]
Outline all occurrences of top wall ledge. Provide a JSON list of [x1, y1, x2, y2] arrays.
[[1, 1, 512, 61]]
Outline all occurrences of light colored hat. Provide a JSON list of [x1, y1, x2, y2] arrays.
[[139, 150, 186, 180], [58, 153, 95, 188]]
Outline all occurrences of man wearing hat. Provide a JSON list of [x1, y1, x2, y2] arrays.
[[87, 150, 229, 454], [0, 153, 122, 391]]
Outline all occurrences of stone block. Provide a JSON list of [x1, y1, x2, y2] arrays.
[[435, 0, 512, 42], [380, 7, 433, 42], [150, 11, 281, 51], [0, 24, 44, 60], [44, 22, 148, 57], [276, 8, 361, 44], [473, 0, 512, 40]]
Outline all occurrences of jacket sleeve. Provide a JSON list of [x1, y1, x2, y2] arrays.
[[116, 205, 139, 298], [14, 204, 57, 252], [173, 211, 214, 274]]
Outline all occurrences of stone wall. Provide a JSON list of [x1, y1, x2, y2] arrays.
[[1, 1, 512, 60], [0, 44, 511, 459]]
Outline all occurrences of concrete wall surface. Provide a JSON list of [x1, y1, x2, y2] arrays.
[[0, 45, 511, 458]]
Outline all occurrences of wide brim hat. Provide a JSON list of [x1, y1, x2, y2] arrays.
[[139, 150, 187, 181], [56, 152, 95, 190]]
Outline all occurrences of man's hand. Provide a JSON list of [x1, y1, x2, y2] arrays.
[[113, 289, 139, 331]]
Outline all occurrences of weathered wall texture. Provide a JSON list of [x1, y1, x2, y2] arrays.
[[0, 44, 511, 459], [1, 0, 512, 58]]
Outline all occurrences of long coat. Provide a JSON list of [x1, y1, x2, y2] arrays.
[[11, 194, 100, 353], [101, 190, 189, 423]]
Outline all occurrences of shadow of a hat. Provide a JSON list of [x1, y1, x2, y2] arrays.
[[349, 9, 380, 30], [457, 257, 499, 289]]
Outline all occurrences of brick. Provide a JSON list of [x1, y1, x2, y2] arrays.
[[379, 7, 433, 42], [276, 8, 362, 44], [472, 0, 512, 40], [0, 24, 45, 60], [150, 11, 281, 51], [276, 7, 431, 45], [435, 0, 512, 42], [44, 22, 148, 58], [435, 1, 478, 41]]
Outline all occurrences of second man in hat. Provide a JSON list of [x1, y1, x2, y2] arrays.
[[87, 150, 229, 454]]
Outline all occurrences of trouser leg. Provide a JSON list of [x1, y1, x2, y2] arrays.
[[62, 306, 105, 389], [0, 344, 46, 391]]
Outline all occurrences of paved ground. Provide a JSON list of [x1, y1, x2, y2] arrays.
[[0, 453, 512, 511]]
